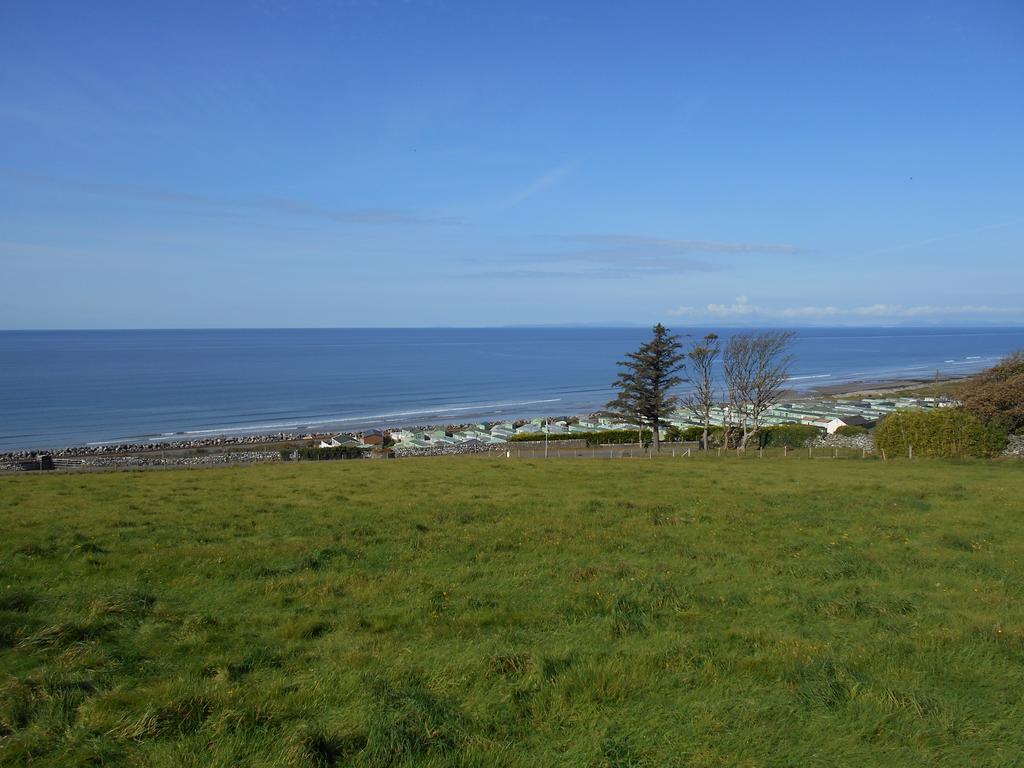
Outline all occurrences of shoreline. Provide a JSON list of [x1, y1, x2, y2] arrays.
[[0, 373, 971, 463], [806, 371, 969, 398]]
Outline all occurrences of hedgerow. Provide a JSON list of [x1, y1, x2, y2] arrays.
[[757, 424, 822, 449], [296, 446, 366, 461], [875, 408, 1007, 458], [509, 429, 653, 445]]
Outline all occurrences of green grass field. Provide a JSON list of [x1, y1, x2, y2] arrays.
[[2, 457, 1023, 766]]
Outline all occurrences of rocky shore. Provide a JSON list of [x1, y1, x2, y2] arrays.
[[0, 432, 311, 462]]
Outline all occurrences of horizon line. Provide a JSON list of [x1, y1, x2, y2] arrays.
[[3, 323, 1024, 333]]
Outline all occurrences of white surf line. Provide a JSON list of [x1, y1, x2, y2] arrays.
[[85, 397, 565, 445]]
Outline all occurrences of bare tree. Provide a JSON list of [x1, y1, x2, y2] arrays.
[[723, 334, 753, 448], [724, 331, 795, 449], [682, 333, 720, 449]]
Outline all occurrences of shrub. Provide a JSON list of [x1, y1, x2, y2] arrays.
[[297, 446, 365, 461], [757, 424, 822, 449], [672, 425, 701, 442], [959, 352, 1024, 434], [875, 408, 1007, 458], [835, 424, 869, 437], [509, 429, 653, 445]]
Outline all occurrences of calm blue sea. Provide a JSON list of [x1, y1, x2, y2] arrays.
[[1, 327, 1022, 452]]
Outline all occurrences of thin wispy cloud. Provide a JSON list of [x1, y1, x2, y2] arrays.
[[859, 219, 1024, 259], [502, 163, 574, 208], [0, 169, 462, 226], [553, 234, 813, 255], [460, 232, 809, 279]]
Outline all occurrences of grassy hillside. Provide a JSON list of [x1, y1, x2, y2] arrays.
[[2, 457, 1023, 766]]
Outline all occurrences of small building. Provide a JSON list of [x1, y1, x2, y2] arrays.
[[825, 415, 874, 434], [318, 433, 360, 449]]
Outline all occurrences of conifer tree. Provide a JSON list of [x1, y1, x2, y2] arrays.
[[607, 324, 685, 452]]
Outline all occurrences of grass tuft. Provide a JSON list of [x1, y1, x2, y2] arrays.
[[17, 622, 93, 650], [792, 656, 865, 709], [611, 595, 650, 637], [106, 695, 211, 741], [0, 590, 38, 612], [88, 590, 155, 620], [363, 670, 467, 766]]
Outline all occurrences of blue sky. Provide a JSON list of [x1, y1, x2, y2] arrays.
[[1, 0, 1022, 329]]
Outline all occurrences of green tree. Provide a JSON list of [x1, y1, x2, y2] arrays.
[[606, 324, 685, 453], [959, 352, 1024, 434]]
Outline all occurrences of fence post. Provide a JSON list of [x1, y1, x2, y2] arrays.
[[808, 446, 812, 459], [881, 448, 887, 461], [909, 445, 913, 460], [834, 447, 838, 459], [784, 445, 788, 457]]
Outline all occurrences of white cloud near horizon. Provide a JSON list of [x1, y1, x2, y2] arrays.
[[668, 297, 1024, 322]]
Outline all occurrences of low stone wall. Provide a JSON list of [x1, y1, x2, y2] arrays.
[[811, 433, 875, 451], [2, 451, 283, 471], [394, 443, 501, 458], [1002, 435, 1024, 457], [0, 434, 312, 462]]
